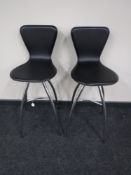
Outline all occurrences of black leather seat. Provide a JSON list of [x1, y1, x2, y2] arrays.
[[71, 27, 118, 85], [11, 60, 56, 82], [71, 62, 118, 86], [10, 25, 61, 137], [68, 27, 119, 142]]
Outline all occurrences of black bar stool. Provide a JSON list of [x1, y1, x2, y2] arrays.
[[68, 27, 119, 142], [10, 25, 62, 137]]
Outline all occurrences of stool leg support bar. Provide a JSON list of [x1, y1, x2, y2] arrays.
[[19, 82, 30, 137]]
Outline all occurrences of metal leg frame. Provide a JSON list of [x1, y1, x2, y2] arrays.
[[47, 80, 58, 102], [69, 85, 85, 119], [68, 84, 107, 142], [42, 82, 63, 135], [98, 86, 107, 142], [19, 82, 30, 137], [66, 84, 85, 135], [71, 83, 81, 103], [19, 80, 59, 137]]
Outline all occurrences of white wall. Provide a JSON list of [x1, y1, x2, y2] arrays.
[[0, 0, 131, 101]]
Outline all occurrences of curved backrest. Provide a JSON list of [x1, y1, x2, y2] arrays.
[[20, 25, 57, 60], [71, 27, 109, 62]]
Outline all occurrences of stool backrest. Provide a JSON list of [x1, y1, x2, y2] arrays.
[[20, 25, 57, 60], [71, 27, 109, 62]]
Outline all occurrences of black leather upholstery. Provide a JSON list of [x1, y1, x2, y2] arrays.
[[10, 25, 57, 82], [71, 27, 118, 86]]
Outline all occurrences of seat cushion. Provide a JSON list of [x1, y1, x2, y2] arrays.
[[71, 62, 118, 86], [10, 60, 57, 82]]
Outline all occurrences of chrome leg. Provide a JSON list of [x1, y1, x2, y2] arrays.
[[19, 82, 30, 137], [71, 83, 81, 103], [98, 86, 107, 142], [66, 85, 85, 135], [101, 86, 105, 98], [69, 85, 85, 119], [42, 82, 63, 135], [47, 80, 58, 102]]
